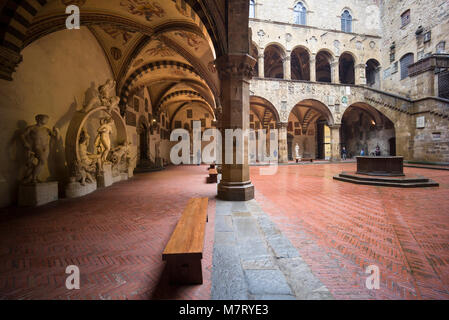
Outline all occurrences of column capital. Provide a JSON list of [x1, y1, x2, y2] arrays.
[[215, 53, 257, 81], [329, 124, 341, 129]]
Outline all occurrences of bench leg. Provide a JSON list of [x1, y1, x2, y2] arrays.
[[165, 256, 203, 285]]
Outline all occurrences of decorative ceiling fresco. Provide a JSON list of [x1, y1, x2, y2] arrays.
[[22, 0, 221, 120]]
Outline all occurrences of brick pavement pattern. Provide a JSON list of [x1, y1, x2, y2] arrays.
[[0, 166, 216, 300], [251, 163, 449, 299], [1, 163, 448, 300]]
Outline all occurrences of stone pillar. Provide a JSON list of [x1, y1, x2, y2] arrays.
[[356, 63, 367, 85], [283, 54, 291, 80], [277, 122, 288, 163], [310, 54, 316, 82], [331, 61, 340, 84], [216, 54, 256, 201], [258, 54, 264, 78], [330, 124, 341, 162]]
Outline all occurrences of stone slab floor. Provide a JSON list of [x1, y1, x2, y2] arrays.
[[0, 164, 448, 300]]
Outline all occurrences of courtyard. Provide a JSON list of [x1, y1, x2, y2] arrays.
[[1, 164, 448, 300]]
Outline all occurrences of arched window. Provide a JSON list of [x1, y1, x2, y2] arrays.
[[341, 10, 352, 33], [400, 53, 414, 80], [294, 2, 306, 25], [249, 0, 256, 18]]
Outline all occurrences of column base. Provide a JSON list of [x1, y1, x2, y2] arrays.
[[217, 181, 254, 201]]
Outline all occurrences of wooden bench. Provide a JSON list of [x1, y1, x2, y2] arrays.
[[162, 198, 209, 284], [301, 158, 314, 162], [207, 168, 218, 183]]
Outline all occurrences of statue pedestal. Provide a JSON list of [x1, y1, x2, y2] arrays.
[[97, 164, 113, 188], [18, 182, 58, 207], [65, 181, 97, 199]]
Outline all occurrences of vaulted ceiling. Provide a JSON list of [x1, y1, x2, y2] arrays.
[[0, 0, 224, 118]]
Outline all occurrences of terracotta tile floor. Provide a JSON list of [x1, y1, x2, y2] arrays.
[[0, 165, 216, 300], [1, 163, 448, 300], [251, 163, 449, 299]]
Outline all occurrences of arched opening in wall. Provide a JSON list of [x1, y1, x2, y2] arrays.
[[341, 103, 396, 159], [316, 50, 332, 83], [251, 43, 259, 77], [366, 59, 381, 88], [291, 47, 310, 81], [264, 45, 285, 79], [137, 119, 149, 165], [288, 100, 333, 160], [339, 52, 355, 85], [170, 102, 216, 162], [249, 96, 280, 162]]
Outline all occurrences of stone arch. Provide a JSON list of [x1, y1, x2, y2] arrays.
[[316, 49, 335, 83], [251, 42, 260, 77], [291, 46, 311, 80], [341, 102, 397, 157], [366, 59, 381, 88], [339, 51, 356, 84], [264, 44, 286, 79], [137, 115, 150, 162], [250, 96, 281, 124], [287, 99, 334, 160], [292, 99, 334, 126]]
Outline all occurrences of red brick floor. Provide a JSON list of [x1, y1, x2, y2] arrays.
[[251, 163, 449, 300], [0, 165, 216, 300]]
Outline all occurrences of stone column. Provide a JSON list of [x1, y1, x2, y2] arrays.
[[258, 54, 265, 78], [216, 53, 256, 201], [283, 54, 291, 80], [355, 63, 367, 85], [309, 54, 316, 82], [277, 122, 288, 163], [330, 124, 341, 161], [331, 61, 340, 84]]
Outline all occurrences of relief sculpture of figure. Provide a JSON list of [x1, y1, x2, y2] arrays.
[[21, 114, 59, 184], [95, 117, 114, 166], [76, 129, 100, 185]]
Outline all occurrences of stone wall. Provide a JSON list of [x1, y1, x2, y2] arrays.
[[252, 0, 381, 36], [0, 27, 113, 207], [380, 0, 449, 97]]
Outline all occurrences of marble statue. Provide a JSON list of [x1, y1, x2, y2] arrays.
[[21, 114, 59, 184], [83, 79, 120, 113], [95, 117, 114, 166], [295, 143, 301, 163], [108, 143, 130, 166], [76, 129, 100, 185]]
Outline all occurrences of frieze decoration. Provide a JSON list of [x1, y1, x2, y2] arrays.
[[120, 0, 165, 22], [100, 25, 136, 45], [174, 31, 203, 51], [145, 41, 176, 57], [110, 47, 122, 60]]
